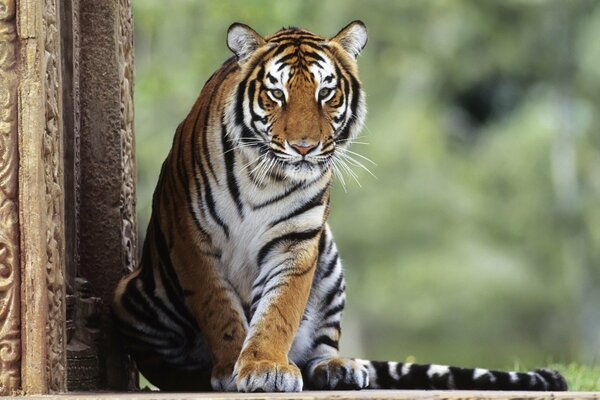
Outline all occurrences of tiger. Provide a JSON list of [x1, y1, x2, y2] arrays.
[[112, 21, 567, 392]]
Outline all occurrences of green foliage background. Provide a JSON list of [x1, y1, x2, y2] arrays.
[[134, 0, 600, 371]]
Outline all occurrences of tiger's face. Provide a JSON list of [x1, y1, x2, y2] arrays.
[[226, 22, 368, 182]]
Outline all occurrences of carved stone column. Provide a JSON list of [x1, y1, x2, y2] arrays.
[[0, 0, 136, 394], [17, 0, 67, 394], [0, 0, 21, 394], [77, 0, 137, 390]]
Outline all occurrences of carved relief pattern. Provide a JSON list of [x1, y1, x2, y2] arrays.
[[43, 0, 67, 391], [72, 0, 81, 278], [119, 0, 137, 274], [0, 0, 21, 394]]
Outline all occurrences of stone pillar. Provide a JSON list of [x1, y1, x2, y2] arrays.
[[0, 0, 136, 395], [77, 0, 137, 390], [0, 0, 21, 393]]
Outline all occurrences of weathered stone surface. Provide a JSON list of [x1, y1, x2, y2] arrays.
[[0, 0, 21, 394], [0, 0, 135, 394], [66, 278, 101, 391], [43, 0, 67, 391], [18, 0, 53, 394], [78, 0, 136, 390]]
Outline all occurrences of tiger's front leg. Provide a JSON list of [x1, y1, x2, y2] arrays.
[[294, 227, 369, 390], [167, 219, 249, 392], [234, 234, 321, 392]]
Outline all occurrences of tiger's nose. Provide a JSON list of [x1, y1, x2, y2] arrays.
[[290, 141, 318, 156]]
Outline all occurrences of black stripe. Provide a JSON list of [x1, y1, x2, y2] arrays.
[[114, 314, 175, 345], [193, 60, 238, 185], [317, 231, 327, 255], [221, 122, 244, 218], [300, 41, 328, 52], [324, 274, 344, 305], [235, 78, 248, 126], [152, 217, 203, 332], [270, 43, 294, 59], [336, 72, 361, 143], [472, 370, 497, 390], [120, 271, 194, 342], [257, 228, 321, 266], [304, 51, 325, 63], [234, 50, 270, 128], [323, 301, 345, 319], [269, 185, 327, 227], [371, 361, 396, 388], [174, 124, 188, 190], [269, 34, 322, 44], [312, 334, 339, 350], [252, 181, 304, 209], [251, 273, 269, 293], [192, 97, 217, 182], [247, 70, 265, 127], [535, 369, 567, 391], [255, 281, 289, 305], [190, 111, 211, 214], [266, 72, 279, 84], [191, 123, 230, 238], [171, 122, 211, 240], [448, 366, 477, 390], [321, 253, 339, 280], [397, 363, 432, 389], [276, 52, 296, 65], [119, 282, 162, 327], [155, 261, 199, 333], [488, 371, 512, 390], [319, 320, 341, 331], [428, 367, 454, 389]]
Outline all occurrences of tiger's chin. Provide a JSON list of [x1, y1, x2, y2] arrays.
[[281, 160, 328, 183]]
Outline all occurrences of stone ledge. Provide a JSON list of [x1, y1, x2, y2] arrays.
[[17, 391, 600, 400]]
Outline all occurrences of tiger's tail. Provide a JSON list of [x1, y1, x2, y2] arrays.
[[355, 360, 568, 391]]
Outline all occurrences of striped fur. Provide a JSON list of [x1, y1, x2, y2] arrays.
[[112, 21, 567, 392]]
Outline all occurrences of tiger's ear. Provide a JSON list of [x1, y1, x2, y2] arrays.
[[330, 20, 368, 59], [227, 23, 265, 62]]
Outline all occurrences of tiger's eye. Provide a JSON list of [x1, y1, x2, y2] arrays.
[[319, 87, 332, 99], [271, 89, 285, 100]]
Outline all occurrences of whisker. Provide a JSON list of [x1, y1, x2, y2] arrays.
[[257, 157, 276, 186], [339, 148, 377, 166], [344, 141, 370, 145], [336, 135, 369, 143], [247, 155, 268, 175], [224, 141, 265, 155], [240, 155, 260, 171], [335, 156, 362, 187], [330, 158, 347, 192], [337, 152, 377, 179], [254, 158, 269, 184]]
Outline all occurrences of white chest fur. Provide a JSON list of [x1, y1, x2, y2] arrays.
[[212, 173, 329, 304]]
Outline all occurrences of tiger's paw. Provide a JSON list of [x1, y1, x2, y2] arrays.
[[211, 362, 237, 392], [306, 358, 369, 390], [235, 359, 303, 392]]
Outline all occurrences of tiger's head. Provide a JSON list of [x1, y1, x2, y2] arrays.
[[225, 21, 368, 182]]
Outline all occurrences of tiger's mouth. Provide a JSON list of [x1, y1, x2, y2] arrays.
[[236, 138, 335, 182], [272, 149, 332, 168], [259, 147, 331, 181]]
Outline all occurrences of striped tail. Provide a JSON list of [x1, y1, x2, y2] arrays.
[[356, 360, 568, 391]]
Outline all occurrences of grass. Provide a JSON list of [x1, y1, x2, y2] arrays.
[[548, 363, 600, 391], [139, 364, 600, 392]]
